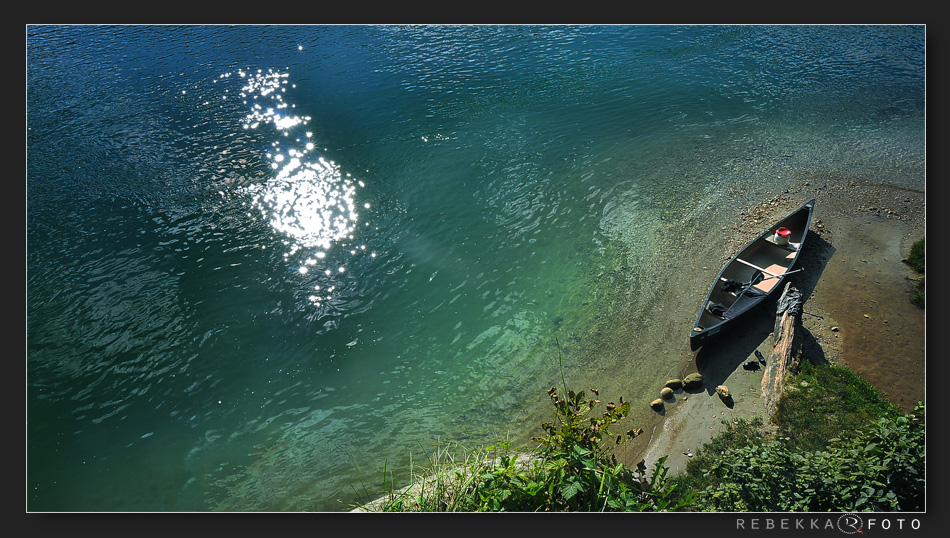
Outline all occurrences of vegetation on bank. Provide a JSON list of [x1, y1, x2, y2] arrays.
[[360, 364, 694, 512], [355, 357, 924, 512], [669, 359, 924, 511], [906, 236, 925, 308]]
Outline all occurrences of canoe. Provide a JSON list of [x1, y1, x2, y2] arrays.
[[689, 198, 816, 351]]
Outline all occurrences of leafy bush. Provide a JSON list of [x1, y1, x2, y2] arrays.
[[670, 417, 766, 501], [910, 275, 924, 308], [906, 236, 925, 273], [531, 386, 692, 511], [906, 236, 924, 307], [692, 404, 924, 511]]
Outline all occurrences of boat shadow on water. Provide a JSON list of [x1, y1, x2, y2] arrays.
[[692, 230, 836, 395]]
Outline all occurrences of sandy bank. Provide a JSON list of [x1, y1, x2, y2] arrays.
[[641, 180, 925, 476]]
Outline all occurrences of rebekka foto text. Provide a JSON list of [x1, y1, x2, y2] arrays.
[[736, 515, 922, 533]]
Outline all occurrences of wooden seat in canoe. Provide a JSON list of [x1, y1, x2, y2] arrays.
[[752, 263, 789, 293]]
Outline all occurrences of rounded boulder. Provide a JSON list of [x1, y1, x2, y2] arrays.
[[683, 372, 703, 390]]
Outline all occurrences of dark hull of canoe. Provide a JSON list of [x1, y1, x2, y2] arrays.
[[688, 199, 816, 352]]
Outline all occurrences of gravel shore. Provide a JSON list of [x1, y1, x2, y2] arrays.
[[641, 180, 925, 475]]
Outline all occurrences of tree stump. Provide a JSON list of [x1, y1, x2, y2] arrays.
[[761, 282, 804, 419]]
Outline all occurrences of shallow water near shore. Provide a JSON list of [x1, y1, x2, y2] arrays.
[[27, 25, 925, 511]]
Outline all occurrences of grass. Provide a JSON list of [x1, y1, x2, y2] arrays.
[[358, 441, 538, 512], [771, 357, 902, 452]]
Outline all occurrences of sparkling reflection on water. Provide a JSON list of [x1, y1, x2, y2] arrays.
[[232, 68, 372, 311]]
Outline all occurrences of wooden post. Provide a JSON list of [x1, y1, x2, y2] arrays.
[[761, 282, 804, 420]]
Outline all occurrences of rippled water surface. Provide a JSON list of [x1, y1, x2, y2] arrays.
[[27, 25, 925, 511]]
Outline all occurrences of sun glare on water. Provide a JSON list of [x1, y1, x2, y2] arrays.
[[221, 68, 373, 306]]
